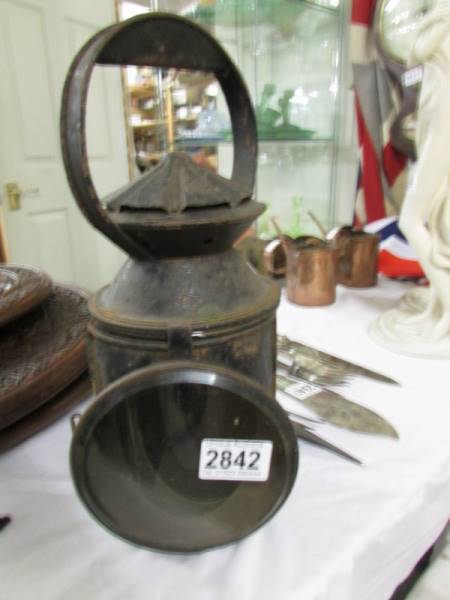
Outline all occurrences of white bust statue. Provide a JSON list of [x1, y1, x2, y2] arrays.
[[370, 0, 450, 357]]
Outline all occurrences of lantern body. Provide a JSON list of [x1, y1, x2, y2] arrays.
[[88, 250, 280, 395], [62, 12, 298, 554]]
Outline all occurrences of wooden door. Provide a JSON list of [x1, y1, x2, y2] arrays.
[[0, 0, 129, 290]]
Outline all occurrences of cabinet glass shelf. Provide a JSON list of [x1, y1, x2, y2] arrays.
[[184, 0, 340, 28], [175, 137, 334, 146]]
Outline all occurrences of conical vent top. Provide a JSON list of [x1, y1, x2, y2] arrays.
[[107, 153, 244, 215]]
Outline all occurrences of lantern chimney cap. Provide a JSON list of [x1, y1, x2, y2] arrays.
[[107, 152, 246, 217]]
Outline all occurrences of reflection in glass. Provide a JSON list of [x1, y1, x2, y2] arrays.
[[124, 66, 230, 176]]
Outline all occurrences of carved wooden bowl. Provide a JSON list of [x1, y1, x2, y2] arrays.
[[0, 284, 89, 429], [0, 372, 92, 453], [0, 264, 52, 327]]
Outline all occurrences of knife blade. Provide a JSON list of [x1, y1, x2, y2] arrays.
[[277, 371, 399, 439], [288, 416, 363, 465], [277, 352, 351, 387], [278, 335, 400, 386], [280, 405, 325, 425]]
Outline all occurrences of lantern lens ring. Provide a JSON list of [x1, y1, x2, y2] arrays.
[[70, 360, 298, 553]]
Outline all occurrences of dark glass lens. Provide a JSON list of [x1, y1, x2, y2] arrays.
[[76, 381, 294, 552]]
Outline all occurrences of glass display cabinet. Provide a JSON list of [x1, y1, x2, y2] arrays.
[[119, 0, 357, 237]]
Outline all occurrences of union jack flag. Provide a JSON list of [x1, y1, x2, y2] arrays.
[[364, 216, 424, 279], [351, 0, 408, 225]]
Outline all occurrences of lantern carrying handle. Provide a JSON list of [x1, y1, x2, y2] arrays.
[[60, 13, 258, 260]]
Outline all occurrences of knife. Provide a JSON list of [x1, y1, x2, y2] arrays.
[[278, 334, 400, 386], [277, 371, 399, 439], [288, 415, 363, 465]]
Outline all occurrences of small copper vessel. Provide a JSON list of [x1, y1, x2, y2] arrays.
[[328, 227, 380, 288], [286, 237, 336, 306]]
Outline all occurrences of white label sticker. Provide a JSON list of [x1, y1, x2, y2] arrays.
[[199, 439, 273, 482], [285, 381, 321, 400], [402, 66, 423, 87]]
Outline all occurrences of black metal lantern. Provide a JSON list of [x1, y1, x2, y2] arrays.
[[61, 12, 298, 553]]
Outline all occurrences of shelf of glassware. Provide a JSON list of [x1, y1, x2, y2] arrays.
[[236, 0, 348, 236], [243, 4, 340, 146]]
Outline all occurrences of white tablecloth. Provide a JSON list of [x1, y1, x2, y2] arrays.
[[1, 278, 449, 600]]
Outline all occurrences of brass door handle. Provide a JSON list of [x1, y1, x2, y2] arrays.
[[4, 182, 39, 211], [5, 182, 21, 211]]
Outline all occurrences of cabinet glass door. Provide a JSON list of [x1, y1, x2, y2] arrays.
[[119, 0, 356, 237]]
